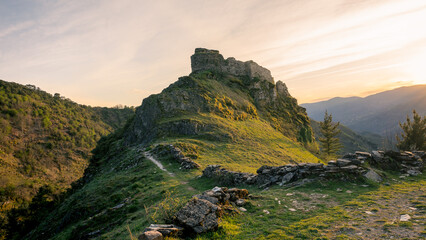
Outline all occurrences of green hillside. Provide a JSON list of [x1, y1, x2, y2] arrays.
[[0, 80, 134, 239]]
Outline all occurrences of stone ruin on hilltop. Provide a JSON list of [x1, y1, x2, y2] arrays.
[[191, 48, 275, 84]]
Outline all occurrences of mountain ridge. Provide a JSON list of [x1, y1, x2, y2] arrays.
[[301, 84, 426, 135]]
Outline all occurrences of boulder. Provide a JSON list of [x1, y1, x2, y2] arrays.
[[138, 230, 163, 240], [175, 198, 221, 234], [363, 169, 382, 182]]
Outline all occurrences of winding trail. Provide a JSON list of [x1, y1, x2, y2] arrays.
[[143, 151, 175, 177]]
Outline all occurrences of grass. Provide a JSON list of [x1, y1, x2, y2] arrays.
[[157, 113, 322, 173], [192, 173, 425, 239]]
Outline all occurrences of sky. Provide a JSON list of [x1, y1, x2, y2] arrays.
[[0, 0, 425, 107]]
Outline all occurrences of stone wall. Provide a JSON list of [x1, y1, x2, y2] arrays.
[[202, 150, 424, 188], [191, 48, 274, 84]]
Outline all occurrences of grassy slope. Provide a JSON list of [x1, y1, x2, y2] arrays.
[[158, 113, 321, 173]]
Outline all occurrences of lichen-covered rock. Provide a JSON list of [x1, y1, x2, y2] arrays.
[[175, 198, 221, 234]]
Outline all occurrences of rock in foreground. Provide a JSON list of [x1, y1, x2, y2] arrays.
[[175, 198, 221, 234]]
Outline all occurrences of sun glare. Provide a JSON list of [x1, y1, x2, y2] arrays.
[[402, 49, 426, 84]]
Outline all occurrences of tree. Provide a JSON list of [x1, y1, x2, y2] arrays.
[[396, 110, 426, 151], [319, 110, 342, 157]]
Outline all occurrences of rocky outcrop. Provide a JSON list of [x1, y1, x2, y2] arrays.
[[152, 144, 200, 169], [140, 187, 250, 238], [202, 150, 425, 187], [191, 48, 274, 84], [175, 198, 221, 234], [175, 186, 250, 234]]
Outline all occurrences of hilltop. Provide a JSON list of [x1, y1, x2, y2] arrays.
[[0, 80, 134, 239]]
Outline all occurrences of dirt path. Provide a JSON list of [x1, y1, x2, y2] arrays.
[[143, 151, 175, 177]]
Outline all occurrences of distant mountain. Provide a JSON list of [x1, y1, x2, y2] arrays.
[[310, 119, 381, 154], [301, 85, 426, 135]]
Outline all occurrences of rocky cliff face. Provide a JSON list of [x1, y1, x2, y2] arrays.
[[125, 48, 313, 146]]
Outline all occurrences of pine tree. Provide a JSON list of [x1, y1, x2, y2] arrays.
[[396, 110, 426, 151], [319, 110, 342, 157]]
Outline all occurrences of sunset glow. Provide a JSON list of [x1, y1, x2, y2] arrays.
[[0, 0, 425, 106]]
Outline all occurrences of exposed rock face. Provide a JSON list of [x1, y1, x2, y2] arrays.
[[175, 198, 221, 234], [191, 48, 274, 84]]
